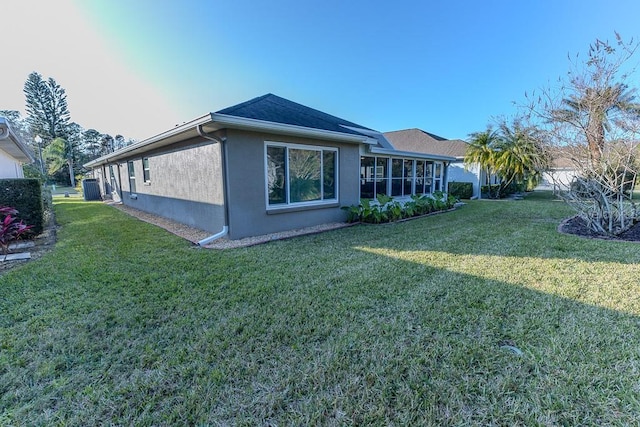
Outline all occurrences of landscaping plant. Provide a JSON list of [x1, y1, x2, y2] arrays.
[[343, 192, 455, 223], [0, 206, 33, 255]]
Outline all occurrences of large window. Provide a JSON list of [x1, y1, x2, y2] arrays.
[[360, 156, 389, 199], [266, 143, 338, 207], [127, 161, 136, 193]]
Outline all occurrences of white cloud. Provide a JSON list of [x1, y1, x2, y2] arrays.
[[2, 0, 181, 140]]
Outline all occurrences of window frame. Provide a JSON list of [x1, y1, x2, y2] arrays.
[[360, 156, 444, 199], [142, 157, 151, 184], [127, 160, 136, 194], [264, 141, 339, 210], [433, 161, 443, 192]]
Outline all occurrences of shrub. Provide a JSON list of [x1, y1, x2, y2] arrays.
[[448, 182, 473, 199], [481, 182, 523, 199], [0, 179, 44, 235], [342, 193, 456, 224], [0, 206, 33, 254]]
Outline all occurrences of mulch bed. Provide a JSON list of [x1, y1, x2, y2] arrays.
[[559, 216, 640, 242]]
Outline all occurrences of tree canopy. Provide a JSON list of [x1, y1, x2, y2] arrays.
[[525, 33, 640, 235], [24, 72, 71, 142], [0, 71, 137, 186], [465, 121, 548, 197]]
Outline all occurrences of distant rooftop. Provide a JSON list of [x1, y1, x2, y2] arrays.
[[383, 128, 468, 158]]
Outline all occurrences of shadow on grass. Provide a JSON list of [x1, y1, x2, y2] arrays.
[[344, 190, 640, 265], [2, 196, 640, 424]]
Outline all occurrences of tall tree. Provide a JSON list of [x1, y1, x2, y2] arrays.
[[494, 121, 549, 190], [526, 33, 640, 235], [464, 127, 500, 187], [553, 83, 640, 162], [23, 72, 71, 142], [100, 134, 114, 155], [43, 137, 76, 187], [114, 134, 126, 151], [82, 129, 102, 158]]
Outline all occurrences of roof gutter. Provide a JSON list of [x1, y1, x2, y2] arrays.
[[195, 125, 230, 245], [368, 146, 457, 162], [0, 118, 35, 163], [83, 114, 213, 168]]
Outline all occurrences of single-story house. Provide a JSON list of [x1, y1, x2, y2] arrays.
[[0, 117, 34, 178], [383, 128, 496, 198], [538, 145, 607, 193], [84, 94, 455, 243], [538, 150, 576, 193]]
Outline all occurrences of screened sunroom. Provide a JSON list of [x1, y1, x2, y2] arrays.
[[359, 155, 448, 199]]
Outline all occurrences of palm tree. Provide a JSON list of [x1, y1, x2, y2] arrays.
[[553, 83, 640, 163], [43, 137, 76, 187], [465, 127, 500, 190], [494, 122, 548, 190]]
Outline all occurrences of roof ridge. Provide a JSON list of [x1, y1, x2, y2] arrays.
[[263, 94, 373, 131], [215, 93, 274, 115]]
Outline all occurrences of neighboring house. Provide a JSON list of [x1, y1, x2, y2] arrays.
[[84, 94, 455, 242], [0, 117, 34, 178], [383, 128, 494, 198], [539, 147, 578, 193]]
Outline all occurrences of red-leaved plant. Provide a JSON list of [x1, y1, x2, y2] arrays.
[[0, 207, 33, 256]]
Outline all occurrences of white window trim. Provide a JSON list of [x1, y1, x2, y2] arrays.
[[142, 157, 151, 184], [127, 161, 136, 190], [264, 141, 339, 210]]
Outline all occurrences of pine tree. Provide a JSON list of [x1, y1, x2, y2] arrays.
[[23, 72, 71, 143]]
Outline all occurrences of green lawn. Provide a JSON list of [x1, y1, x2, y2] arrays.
[[2, 192, 640, 425]]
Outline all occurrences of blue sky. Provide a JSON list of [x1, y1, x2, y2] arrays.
[[4, 0, 640, 141]]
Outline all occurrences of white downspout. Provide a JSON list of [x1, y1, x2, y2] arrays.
[[196, 125, 230, 246]]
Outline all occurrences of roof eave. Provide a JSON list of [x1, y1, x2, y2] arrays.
[[0, 118, 35, 163], [84, 112, 379, 169], [84, 114, 213, 168], [211, 113, 378, 145], [369, 146, 457, 162]]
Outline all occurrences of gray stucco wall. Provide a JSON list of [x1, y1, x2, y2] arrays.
[[224, 129, 360, 240], [115, 137, 225, 233]]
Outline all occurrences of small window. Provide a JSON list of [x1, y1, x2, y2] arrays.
[[109, 165, 116, 194], [127, 161, 136, 193], [142, 158, 151, 183]]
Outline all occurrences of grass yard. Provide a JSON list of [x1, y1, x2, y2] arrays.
[[2, 191, 640, 425]]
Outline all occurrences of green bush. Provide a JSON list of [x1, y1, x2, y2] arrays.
[[481, 182, 524, 199], [448, 182, 473, 199], [342, 193, 456, 224], [0, 178, 44, 236]]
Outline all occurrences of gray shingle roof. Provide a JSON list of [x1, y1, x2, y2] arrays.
[[216, 93, 373, 136], [383, 128, 468, 158]]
